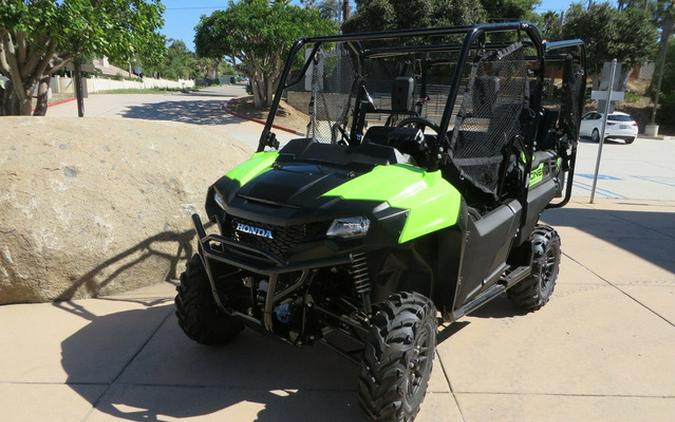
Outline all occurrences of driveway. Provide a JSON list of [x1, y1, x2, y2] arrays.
[[572, 137, 675, 201], [47, 85, 296, 150]]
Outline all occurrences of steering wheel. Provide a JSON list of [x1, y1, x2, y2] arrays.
[[396, 116, 441, 134]]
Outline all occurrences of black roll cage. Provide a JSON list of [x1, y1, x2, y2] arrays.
[[259, 22, 542, 151], [257, 22, 586, 209]]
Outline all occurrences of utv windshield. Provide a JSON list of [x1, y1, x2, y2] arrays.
[[273, 39, 464, 143]]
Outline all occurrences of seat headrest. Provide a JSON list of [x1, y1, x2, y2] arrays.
[[472, 76, 500, 117]]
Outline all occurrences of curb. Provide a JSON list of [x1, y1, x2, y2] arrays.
[[639, 135, 675, 141], [223, 100, 304, 136], [49, 97, 77, 108], [32, 96, 76, 113]]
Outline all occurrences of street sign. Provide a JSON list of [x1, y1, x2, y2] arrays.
[[590, 59, 620, 204], [591, 90, 625, 101]]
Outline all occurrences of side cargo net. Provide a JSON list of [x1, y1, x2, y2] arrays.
[[448, 42, 532, 200]]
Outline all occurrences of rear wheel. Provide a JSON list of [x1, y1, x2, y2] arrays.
[[359, 292, 437, 422], [175, 254, 243, 345], [591, 128, 600, 143], [507, 225, 561, 312]]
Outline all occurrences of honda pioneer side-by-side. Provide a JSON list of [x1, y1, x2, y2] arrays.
[[175, 22, 586, 421]]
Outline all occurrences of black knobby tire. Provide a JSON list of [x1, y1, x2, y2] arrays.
[[359, 292, 437, 422], [175, 254, 243, 345], [591, 128, 600, 143], [507, 224, 561, 312]]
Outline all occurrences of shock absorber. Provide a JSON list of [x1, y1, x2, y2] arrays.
[[350, 252, 372, 313]]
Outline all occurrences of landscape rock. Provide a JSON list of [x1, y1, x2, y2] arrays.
[[0, 117, 250, 304]]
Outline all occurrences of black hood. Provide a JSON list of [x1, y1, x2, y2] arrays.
[[236, 163, 349, 208]]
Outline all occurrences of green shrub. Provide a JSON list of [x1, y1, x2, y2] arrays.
[[624, 91, 641, 103]]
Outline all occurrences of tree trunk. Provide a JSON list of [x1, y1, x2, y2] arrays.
[[33, 75, 51, 116], [650, 18, 673, 124], [1, 79, 22, 115], [74, 60, 85, 117], [265, 74, 276, 110], [0, 83, 7, 115], [247, 66, 267, 108], [251, 73, 266, 108]]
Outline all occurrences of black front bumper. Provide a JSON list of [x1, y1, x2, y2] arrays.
[[191, 214, 354, 332]]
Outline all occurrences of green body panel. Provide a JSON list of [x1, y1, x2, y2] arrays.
[[226, 151, 279, 187], [529, 163, 545, 186], [323, 164, 462, 243]]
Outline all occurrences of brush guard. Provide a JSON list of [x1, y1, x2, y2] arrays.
[[191, 214, 364, 334]]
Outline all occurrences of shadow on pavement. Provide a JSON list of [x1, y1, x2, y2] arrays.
[[61, 304, 366, 421], [543, 207, 675, 274], [121, 100, 242, 125], [179, 90, 241, 98], [578, 136, 629, 145]]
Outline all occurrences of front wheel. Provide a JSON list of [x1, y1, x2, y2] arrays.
[[507, 225, 561, 312], [175, 254, 243, 345], [625, 137, 635, 144], [591, 128, 600, 143], [359, 292, 437, 422]]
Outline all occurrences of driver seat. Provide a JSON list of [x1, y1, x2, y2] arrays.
[[363, 126, 429, 165]]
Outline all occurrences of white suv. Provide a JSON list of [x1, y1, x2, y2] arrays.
[[579, 111, 638, 144]]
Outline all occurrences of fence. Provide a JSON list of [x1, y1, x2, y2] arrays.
[[50, 75, 194, 95]]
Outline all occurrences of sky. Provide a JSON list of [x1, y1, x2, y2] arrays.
[[161, 0, 619, 51]]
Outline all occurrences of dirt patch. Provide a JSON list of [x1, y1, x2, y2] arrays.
[[228, 96, 308, 134]]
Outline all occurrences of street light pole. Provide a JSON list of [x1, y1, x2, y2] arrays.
[[590, 59, 618, 204]]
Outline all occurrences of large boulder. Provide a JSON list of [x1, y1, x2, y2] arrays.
[[0, 117, 251, 304]]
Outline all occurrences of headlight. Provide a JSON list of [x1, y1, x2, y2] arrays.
[[326, 217, 370, 239], [214, 191, 227, 210]]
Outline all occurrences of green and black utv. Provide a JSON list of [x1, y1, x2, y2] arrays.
[[175, 22, 586, 421]]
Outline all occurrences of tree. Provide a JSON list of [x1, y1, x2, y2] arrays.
[[302, 0, 343, 21], [648, 0, 674, 123], [343, 0, 486, 33], [0, 0, 165, 116], [657, 37, 674, 122], [561, 3, 658, 88], [534, 10, 563, 40], [479, 0, 540, 21], [194, 0, 338, 108], [162, 40, 195, 80]]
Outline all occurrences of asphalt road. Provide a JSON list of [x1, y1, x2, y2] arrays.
[[572, 136, 675, 201], [47, 85, 296, 150], [47, 86, 675, 201]]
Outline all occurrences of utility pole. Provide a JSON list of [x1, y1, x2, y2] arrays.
[[588, 0, 593, 9]]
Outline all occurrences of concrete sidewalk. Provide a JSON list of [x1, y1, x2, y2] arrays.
[[1, 199, 673, 422]]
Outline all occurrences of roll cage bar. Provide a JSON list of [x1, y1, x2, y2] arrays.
[[257, 22, 586, 209], [259, 22, 544, 152]]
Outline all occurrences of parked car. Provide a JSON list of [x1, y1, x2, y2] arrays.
[[579, 111, 638, 144]]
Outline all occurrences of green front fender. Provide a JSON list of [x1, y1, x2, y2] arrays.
[[225, 151, 279, 186], [323, 164, 462, 243]]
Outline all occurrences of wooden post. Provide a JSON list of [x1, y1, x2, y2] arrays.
[[74, 59, 85, 117]]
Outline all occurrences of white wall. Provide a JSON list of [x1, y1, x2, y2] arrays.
[[50, 75, 194, 94]]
